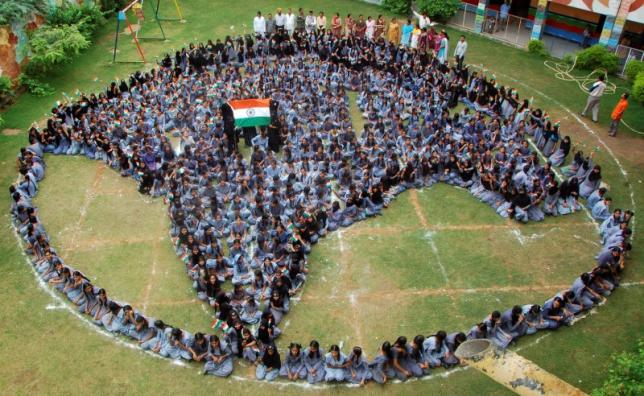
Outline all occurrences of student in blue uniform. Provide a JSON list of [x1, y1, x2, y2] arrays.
[[303, 340, 326, 384], [325, 344, 349, 382], [256, 344, 281, 381], [204, 335, 234, 377], [280, 343, 307, 381]]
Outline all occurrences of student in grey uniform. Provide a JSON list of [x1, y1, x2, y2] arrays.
[[256, 344, 281, 381], [422, 331, 448, 368], [204, 335, 234, 377], [346, 346, 372, 385], [444, 332, 467, 366], [324, 344, 349, 382], [240, 328, 260, 363], [303, 340, 326, 384], [370, 341, 396, 384], [280, 343, 307, 381]]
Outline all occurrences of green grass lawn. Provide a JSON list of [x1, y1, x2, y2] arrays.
[[0, 1, 643, 395]]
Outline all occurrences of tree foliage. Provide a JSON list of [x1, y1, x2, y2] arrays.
[[0, 0, 48, 26], [624, 60, 644, 83], [592, 340, 644, 396], [417, 0, 461, 22], [381, 0, 412, 15], [632, 71, 644, 105], [27, 23, 90, 74], [575, 45, 619, 75], [46, 3, 106, 39]]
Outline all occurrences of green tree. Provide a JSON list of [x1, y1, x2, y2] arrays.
[[592, 340, 644, 396], [417, 0, 461, 22]]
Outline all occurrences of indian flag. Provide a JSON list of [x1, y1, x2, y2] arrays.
[[228, 98, 271, 127], [210, 318, 229, 331]]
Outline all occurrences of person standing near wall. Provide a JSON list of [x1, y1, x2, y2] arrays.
[[608, 93, 629, 137], [454, 35, 467, 70], [581, 75, 606, 123]]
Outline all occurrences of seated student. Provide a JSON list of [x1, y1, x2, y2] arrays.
[[160, 327, 193, 360], [137, 318, 164, 351], [500, 305, 528, 341], [346, 346, 372, 385], [101, 302, 124, 333], [240, 296, 263, 325], [370, 341, 396, 384], [599, 209, 622, 238], [404, 335, 429, 377], [571, 272, 605, 309], [256, 343, 281, 381], [303, 340, 326, 384], [256, 316, 281, 348], [592, 197, 612, 222], [586, 187, 607, 210], [444, 332, 467, 366], [240, 328, 260, 363], [325, 344, 349, 382], [203, 335, 234, 377], [484, 311, 513, 349], [522, 304, 549, 335], [189, 332, 210, 362], [280, 343, 307, 381], [390, 336, 414, 381], [467, 322, 488, 339], [422, 331, 448, 368], [541, 296, 573, 328]]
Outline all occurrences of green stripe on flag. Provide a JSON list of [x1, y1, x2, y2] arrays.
[[234, 116, 271, 127]]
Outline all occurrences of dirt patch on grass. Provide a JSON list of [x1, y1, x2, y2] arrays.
[[1, 128, 21, 136]]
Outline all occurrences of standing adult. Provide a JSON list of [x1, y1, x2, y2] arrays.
[[413, 10, 431, 30], [400, 19, 413, 47], [387, 17, 400, 44], [331, 13, 342, 38], [437, 30, 449, 64], [305, 10, 316, 34], [275, 8, 286, 32], [374, 15, 386, 39], [365, 16, 376, 40], [608, 93, 629, 137], [355, 15, 367, 39], [265, 13, 275, 37], [253, 11, 266, 37], [581, 75, 606, 123], [285, 8, 296, 36], [296, 8, 306, 34], [454, 35, 468, 69], [346, 14, 355, 37], [317, 11, 327, 32]]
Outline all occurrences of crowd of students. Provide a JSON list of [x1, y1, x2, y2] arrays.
[[10, 10, 635, 385]]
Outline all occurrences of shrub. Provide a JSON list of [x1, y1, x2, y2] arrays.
[[592, 340, 644, 396], [632, 71, 644, 105], [381, 0, 412, 15], [0, 75, 13, 96], [27, 23, 90, 74], [18, 74, 54, 96], [417, 0, 462, 22], [562, 53, 574, 65], [0, 0, 48, 26], [527, 39, 549, 57], [46, 3, 105, 39], [624, 60, 644, 83], [99, 0, 128, 13], [575, 45, 619, 74]]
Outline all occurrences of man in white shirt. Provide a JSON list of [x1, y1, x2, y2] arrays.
[[581, 75, 606, 123], [285, 8, 296, 36], [275, 8, 286, 32], [253, 11, 266, 37], [413, 10, 431, 30], [454, 35, 468, 69], [305, 10, 316, 34]]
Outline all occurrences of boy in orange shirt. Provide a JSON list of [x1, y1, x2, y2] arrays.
[[609, 93, 629, 137]]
